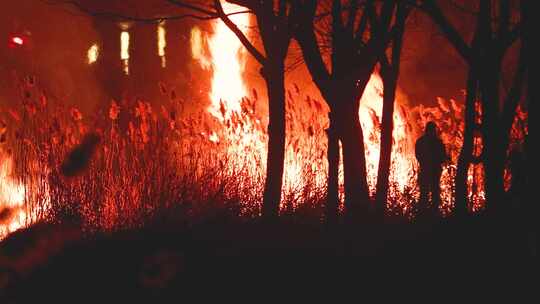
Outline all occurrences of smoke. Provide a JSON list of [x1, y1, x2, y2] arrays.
[[398, 6, 474, 107], [0, 0, 106, 113]]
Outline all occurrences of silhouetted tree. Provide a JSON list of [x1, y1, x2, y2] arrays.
[[294, 0, 404, 222], [420, 0, 526, 212], [374, 3, 409, 218], [213, 0, 297, 219]]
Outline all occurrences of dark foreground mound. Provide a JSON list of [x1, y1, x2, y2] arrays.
[[0, 213, 535, 302]]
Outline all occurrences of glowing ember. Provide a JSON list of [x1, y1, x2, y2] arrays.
[[87, 43, 99, 64], [120, 31, 130, 75], [157, 22, 166, 67], [11, 36, 24, 45]]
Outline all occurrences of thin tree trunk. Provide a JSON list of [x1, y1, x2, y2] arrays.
[[523, 0, 534, 255], [325, 112, 340, 225], [480, 59, 505, 211], [261, 63, 286, 219], [454, 69, 478, 216], [375, 69, 397, 216], [375, 3, 408, 218], [340, 102, 370, 221]]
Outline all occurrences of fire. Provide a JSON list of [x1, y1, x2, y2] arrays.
[[87, 43, 99, 64], [0, 2, 525, 240], [190, 2, 267, 184], [0, 154, 26, 238], [189, 2, 417, 211], [191, 2, 249, 120], [120, 31, 130, 75], [157, 22, 166, 67], [190, 27, 211, 69], [186, 0, 507, 218], [359, 73, 416, 194]]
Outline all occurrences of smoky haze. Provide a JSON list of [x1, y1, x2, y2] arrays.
[[1, 0, 512, 113], [1, 0, 106, 113], [0, 0, 199, 116]]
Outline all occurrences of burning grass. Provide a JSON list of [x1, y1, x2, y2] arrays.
[[0, 69, 528, 239], [0, 74, 331, 237]]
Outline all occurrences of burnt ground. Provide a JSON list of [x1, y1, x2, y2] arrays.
[[0, 208, 536, 303]]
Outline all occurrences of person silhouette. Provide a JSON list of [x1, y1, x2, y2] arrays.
[[415, 121, 449, 216]]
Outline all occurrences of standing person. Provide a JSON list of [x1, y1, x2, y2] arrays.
[[415, 121, 449, 216]]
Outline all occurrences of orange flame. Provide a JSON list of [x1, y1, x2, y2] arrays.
[[359, 73, 416, 195], [191, 2, 249, 120], [0, 154, 26, 238], [190, 4, 418, 212]]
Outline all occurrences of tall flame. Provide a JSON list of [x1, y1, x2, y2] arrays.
[[157, 22, 167, 67], [190, 2, 417, 211], [359, 73, 416, 195], [191, 2, 249, 119]]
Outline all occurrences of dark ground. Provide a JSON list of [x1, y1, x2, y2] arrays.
[[0, 208, 536, 303]]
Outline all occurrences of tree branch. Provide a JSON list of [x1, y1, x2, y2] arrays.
[[420, 0, 473, 64], [45, 0, 216, 22], [499, 23, 521, 50], [346, 0, 360, 35], [353, 5, 369, 45], [501, 37, 527, 140], [293, 1, 332, 97], [167, 0, 216, 16], [47, 0, 252, 23], [390, 3, 409, 70], [214, 0, 267, 64], [497, 0, 510, 38]]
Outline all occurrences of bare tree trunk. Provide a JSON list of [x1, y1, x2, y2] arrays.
[[294, 0, 400, 223], [325, 112, 340, 225], [522, 0, 535, 255], [375, 68, 397, 216], [374, 3, 408, 219], [339, 102, 370, 221], [261, 63, 286, 219], [454, 69, 478, 217], [480, 57, 506, 211]]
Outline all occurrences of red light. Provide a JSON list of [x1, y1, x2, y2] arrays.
[[12, 36, 24, 45]]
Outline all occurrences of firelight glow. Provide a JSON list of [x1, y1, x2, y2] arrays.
[[191, 2, 248, 118], [120, 31, 130, 74], [190, 1, 418, 207], [12, 36, 24, 45], [0, 155, 26, 238], [358, 73, 416, 194], [157, 22, 167, 67], [87, 43, 99, 64]]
